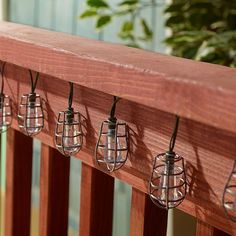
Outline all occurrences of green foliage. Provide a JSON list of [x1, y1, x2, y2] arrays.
[[165, 0, 236, 67], [80, 0, 157, 48], [96, 15, 111, 28], [87, 0, 109, 8], [80, 0, 236, 67]]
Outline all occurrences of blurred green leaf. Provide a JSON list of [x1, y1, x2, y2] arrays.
[[119, 21, 135, 42], [87, 0, 109, 8], [165, 3, 184, 13], [96, 15, 111, 28], [80, 10, 97, 18], [166, 15, 185, 27], [121, 21, 133, 32], [141, 18, 153, 39], [119, 0, 138, 6]]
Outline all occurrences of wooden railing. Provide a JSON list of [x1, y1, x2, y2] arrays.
[[0, 21, 235, 236]]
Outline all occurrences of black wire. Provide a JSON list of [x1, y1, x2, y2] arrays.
[[0, 62, 6, 94], [68, 82, 73, 109], [33, 72, 39, 93], [169, 115, 180, 152], [110, 96, 120, 119], [29, 70, 40, 93]]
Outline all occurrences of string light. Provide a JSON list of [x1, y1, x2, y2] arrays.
[[0, 62, 12, 133], [149, 116, 187, 209], [54, 82, 83, 157], [18, 70, 44, 136], [223, 160, 236, 222], [95, 96, 129, 172]]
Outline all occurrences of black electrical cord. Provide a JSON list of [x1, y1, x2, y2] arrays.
[[68, 82, 73, 109], [29, 70, 40, 94], [0, 62, 6, 95], [110, 96, 120, 119], [169, 115, 180, 152]]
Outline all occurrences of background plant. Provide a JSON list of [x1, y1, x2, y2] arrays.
[[80, 0, 160, 48], [81, 0, 236, 67], [165, 0, 236, 67]]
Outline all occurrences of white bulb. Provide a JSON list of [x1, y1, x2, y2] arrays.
[[63, 123, 79, 156], [0, 106, 5, 124], [26, 105, 41, 136], [104, 128, 122, 164], [158, 163, 183, 208], [0, 106, 6, 132]]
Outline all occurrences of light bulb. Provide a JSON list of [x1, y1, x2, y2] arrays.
[[0, 105, 5, 127], [62, 113, 81, 156], [104, 128, 122, 164], [158, 162, 184, 208], [149, 152, 186, 209], [18, 93, 44, 136], [223, 161, 236, 222], [95, 120, 128, 172], [26, 103, 40, 135], [0, 94, 12, 133], [55, 109, 83, 157]]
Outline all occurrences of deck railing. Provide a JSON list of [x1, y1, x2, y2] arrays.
[[0, 21, 235, 236]]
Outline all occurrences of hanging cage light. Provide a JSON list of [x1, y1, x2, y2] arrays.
[[18, 70, 44, 136], [0, 62, 12, 133], [95, 96, 129, 172], [223, 160, 236, 222], [149, 116, 187, 209], [54, 82, 83, 157]]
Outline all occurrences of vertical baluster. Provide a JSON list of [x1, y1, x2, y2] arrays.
[[196, 220, 230, 236], [5, 129, 33, 236], [39, 143, 70, 236], [79, 163, 114, 236], [130, 188, 168, 236]]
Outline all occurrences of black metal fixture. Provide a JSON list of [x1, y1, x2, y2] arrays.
[[18, 70, 44, 136], [95, 96, 129, 172], [149, 116, 187, 209], [54, 82, 83, 157], [0, 62, 12, 133], [223, 160, 236, 222]]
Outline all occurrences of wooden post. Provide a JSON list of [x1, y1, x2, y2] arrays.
[[130, 188, 168, 236], [39, 144, 70, 236], [5, 129, 33, 236], [79, 163, 114, 236]]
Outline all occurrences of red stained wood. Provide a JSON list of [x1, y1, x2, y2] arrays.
[[2, 64, 235, 235], [79, 163, 114, 236], [0, 22, 236, 133], [39, 144, 70, 236], [130, 188, 167, 236], [5, 129, 33, 236], [0, 22, 234, 235], [196, 220, 230, 236]]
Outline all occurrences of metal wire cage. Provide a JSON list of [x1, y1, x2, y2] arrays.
[[0, 94, 12, 133], [95, 120, 129, 172], [54, 109, 83, 157], [149, 151, 187, 209], [18, 93, 44, 136], [223, 160, 236, 222]]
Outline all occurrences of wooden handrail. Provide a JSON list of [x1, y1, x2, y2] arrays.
[[0, 21, 236, 235], [0, 22, 236, 133]]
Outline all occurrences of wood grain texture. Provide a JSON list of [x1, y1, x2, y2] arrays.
[[1, 63, 236, 234], [130, 188, 167, 236], [0, 22, 236, 133], [39, 143, 70, 236], [196, 220, 230, 236], [79, 163, 114, 236], [5, 128, 33, 236]]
